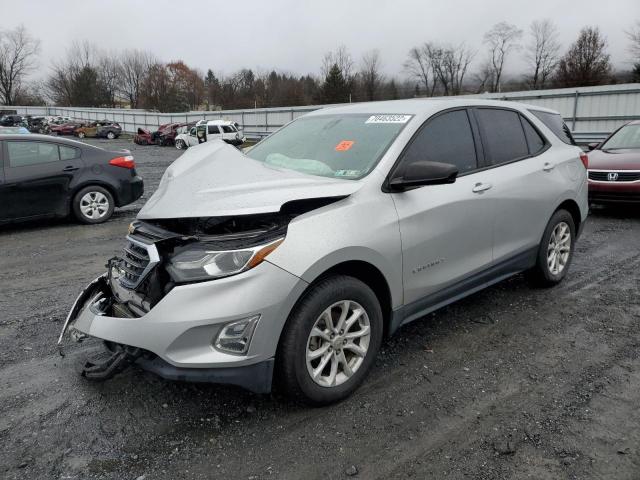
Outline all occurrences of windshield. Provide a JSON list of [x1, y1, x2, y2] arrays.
[[246, 114, 411, 179], [602, 124, 640, 150]]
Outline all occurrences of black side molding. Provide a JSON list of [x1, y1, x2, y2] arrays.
[[390, 247, 538, 334]]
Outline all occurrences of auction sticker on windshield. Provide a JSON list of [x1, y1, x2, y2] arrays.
[[335, 140, 355, 151], [365, 114, 411, 124]]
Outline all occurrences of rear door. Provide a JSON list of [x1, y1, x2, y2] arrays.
[[391, 108, 495, 306], [2, 140, 83, 219], [471, 107, 563, 262]]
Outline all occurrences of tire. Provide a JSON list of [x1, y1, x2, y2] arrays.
[[276, 275, 383, 405], [528, 209, 576, 287], [175, 140, 186, 150], [106, 131, 116, 140], [72, 186, 114, 224], [77, 132, 85, 138]]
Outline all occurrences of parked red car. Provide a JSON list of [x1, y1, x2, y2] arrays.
[[587, 120, 640, 204], [133, 122, 194, 146], [133, 127, 155, 145], [50, 121, 85, 136]]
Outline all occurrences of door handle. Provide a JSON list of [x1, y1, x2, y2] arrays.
[[472, 182, 492, 193], [543, 162, 555, 172], [62, 166, 79, 172]]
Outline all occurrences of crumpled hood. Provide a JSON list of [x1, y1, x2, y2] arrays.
[[138, 141, 363, 219]]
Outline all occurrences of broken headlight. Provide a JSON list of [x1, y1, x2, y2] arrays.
[[166, 238, 284, 283]]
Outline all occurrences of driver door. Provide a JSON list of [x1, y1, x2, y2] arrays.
[[391, 109, 494, 306]]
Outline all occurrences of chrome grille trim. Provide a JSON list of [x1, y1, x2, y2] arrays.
[[588, 170, 640, 183], [118, 235, 160, 289]]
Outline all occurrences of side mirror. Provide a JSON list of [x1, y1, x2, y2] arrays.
[[389, 161, 458, 191], [587, 142, 599, 151]]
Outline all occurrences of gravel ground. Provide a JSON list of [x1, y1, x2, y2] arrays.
[[1, 138, 639, 479]]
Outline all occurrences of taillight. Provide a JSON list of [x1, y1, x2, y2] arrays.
[[109, 155, 135, 169], [579, 152, 588, 169]]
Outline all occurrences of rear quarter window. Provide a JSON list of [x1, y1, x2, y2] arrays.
[[476, 108, 529, 166], [530, 110, 575, 145]]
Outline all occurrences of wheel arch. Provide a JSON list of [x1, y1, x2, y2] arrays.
[[289, 260, 394, 339], [70, 181, 118, 209], [555, 198, 582, 234]]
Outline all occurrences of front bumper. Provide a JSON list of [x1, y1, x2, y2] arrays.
[[589, 181, 640, 203], [59, 261, 308, 392]]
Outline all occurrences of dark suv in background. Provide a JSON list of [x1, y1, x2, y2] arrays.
[[0, 114, 24, 127], [0, 134, 143, 224]]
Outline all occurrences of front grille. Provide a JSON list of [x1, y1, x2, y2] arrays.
[[589, 171, 640, 182], [118, 236, 159, 289]]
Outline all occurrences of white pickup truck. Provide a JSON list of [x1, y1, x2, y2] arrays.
[[174, 120, 245, 149]]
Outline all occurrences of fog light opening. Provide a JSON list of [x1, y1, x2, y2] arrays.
[[214, 315, 261, 355]]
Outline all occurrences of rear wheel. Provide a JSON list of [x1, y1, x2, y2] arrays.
[[276, 275, 383, 405], [72, 186, 114, 224], [77, 131, 85, 138], [528, 209, 575, 287], [106, 131, 116, 140]]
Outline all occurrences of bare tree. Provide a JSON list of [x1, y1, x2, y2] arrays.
[[555, 26, 611, 87], [427, 43, 475, 95], [483, 22, 523, 92], [359, 49, 384, 101], [97, 54, 121, 107], [321, 45, 354, 80], [525, 19, 560, 89], [404, 45, 437, 96], [626, 20, 640, 61], [119, 49, 155, 108], [0, 25, 40, 105]]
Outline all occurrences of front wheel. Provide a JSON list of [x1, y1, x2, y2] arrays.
[[528, 209, 576, 287], [276, 275, 383, 405], [175, 139, 186, 150], [77, 132, 85, 138]]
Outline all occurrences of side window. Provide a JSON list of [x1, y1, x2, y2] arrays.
[[7, 141, 60, 167], [401, 110, 478, 174], [208, 125, 221, 134], [529, 110, 575, 145], [59, 145, 80, 161], [520, 116, 546, 155], [221, 125, 234, 133], [476, 109, 529, 166]]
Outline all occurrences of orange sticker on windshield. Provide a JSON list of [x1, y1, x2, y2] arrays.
[[335, 140, 354, 151]]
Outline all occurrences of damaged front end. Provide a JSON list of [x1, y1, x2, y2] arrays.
[[58, 197, 342, 386]]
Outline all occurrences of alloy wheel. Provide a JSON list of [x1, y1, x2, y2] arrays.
[[306, 300, 371, 388], [547, 221, 571, 275], [79, 191, 110, 220]]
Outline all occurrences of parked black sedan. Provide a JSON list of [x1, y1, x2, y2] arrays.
[[0, 134, 143, 224]]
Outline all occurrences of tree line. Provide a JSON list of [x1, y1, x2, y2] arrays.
[[1, 20, 640, 111]]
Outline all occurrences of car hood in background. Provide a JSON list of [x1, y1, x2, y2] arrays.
[[138, 141, 363, 219], [588, 148, 640, 170]]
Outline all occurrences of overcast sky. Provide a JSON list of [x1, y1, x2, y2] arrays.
[[3, 0, 639, 81]]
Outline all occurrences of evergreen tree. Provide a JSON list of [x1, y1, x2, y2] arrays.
[[319, 64, 350, 104]]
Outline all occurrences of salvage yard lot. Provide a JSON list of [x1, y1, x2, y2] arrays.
[[1, 138, 639, 479]]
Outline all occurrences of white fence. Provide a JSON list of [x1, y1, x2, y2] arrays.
[[6, 83, 640, 142]]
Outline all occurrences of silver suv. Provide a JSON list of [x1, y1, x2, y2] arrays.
[[59, 99, 588, 404]]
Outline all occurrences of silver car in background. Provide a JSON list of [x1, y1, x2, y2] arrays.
[[59, 99, 588, 404]]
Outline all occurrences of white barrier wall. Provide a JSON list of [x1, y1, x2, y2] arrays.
[[7, 83, 640, 138]]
